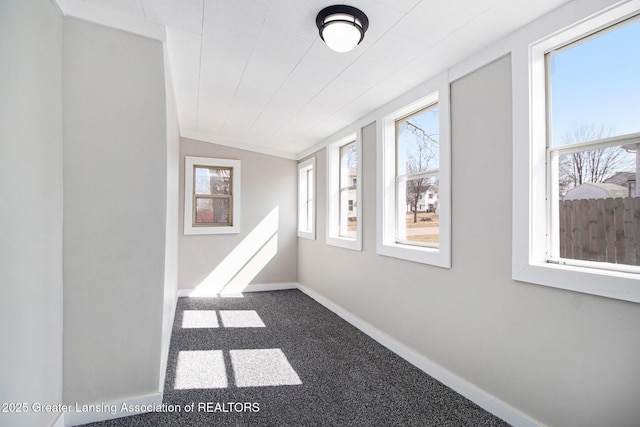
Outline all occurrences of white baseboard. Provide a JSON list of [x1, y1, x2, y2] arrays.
[[177, 282, 298, 297], [64, 392, 163, 427], [296, 284, 543, 427], [243, 282, 298, 292]]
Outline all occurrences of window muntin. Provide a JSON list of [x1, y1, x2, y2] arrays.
[[339, 141, 357, 238], [298, 157, 315, 240], [395, 104, 440, 247], [545, 16, 640, 271], [184, 157, 240, 235]]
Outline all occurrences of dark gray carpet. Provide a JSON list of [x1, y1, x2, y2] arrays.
[[84, 290, 510, 426]]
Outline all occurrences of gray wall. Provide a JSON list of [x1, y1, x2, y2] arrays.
[[0, 1, 64, 426], [298, 56, 640, 426], [179, 138, 297, 291], [62, 18, 167, 404], [160, 59, 180, 391]]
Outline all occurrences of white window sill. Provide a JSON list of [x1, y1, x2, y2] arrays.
[[297, 230, 315, 240], [327, 235, 362, 251], [186, 225, 240, 235], [377, 241, 450, 268], [513, 260, 640, 303]]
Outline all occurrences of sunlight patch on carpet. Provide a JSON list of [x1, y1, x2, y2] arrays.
[[181, 310, 219, 328], [219, 310, 266, 328], [174, 350, 227, 389], [230, 349, 302, 387]]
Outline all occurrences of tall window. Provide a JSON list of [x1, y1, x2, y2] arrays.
[[546, 16, 640, 270], [184, 157, 241, 235], [327, 133, 361, 250], [515, 1, 640, 302], [395, 104, 440, 247], [298, 157, 316, 240], [339, 142, 357, 238], [378, 80, 451, 267]]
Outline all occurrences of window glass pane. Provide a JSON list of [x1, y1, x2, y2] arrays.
[[548, 17, 640, 147], [396, 175, 439, 246], [340, 142, 357, 188], [339, 141, 357, 238], [298, 163, 314, 235], [396, 105, 439, 176], [554, 145, 638, 266], [339, 189, 356, 238], [195, 197, 229, 224], [195, 167, 231, 195], [306, 168, 313, 231]]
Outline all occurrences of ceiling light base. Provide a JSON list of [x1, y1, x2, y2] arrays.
[[316, 5, 369, 53]]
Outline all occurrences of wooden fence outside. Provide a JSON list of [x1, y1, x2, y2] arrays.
[[559, 197, 640, 266]]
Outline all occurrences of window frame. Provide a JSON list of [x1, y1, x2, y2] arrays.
[[298, 157, 316, 240], [376, 73, 451, 267], [326, 131, 362, 250], [513, 0, 640, 303], [193, 165, 233, 227], [184, 156, 241, 235]]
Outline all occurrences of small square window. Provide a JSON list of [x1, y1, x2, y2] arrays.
[[184, 157, 241, 235]]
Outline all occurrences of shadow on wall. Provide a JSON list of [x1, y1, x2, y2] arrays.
[[187, 206, 279, 297]]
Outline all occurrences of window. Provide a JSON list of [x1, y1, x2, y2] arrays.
[[298, 157, 316, 240], [395, 104, 440, 247], [514, 0, 640, 302], [184, 156, 241, 235], [327, 132, 362, 250], [547, 16, 640, 271], [377, 75, 451, 267]]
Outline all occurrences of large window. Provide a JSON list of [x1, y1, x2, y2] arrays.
[[184, 156, 241, 235], [514, 0, 640, 302], [546, 16, 640, 270], [298, 157, 316, 240], [327, 132, 362, 250], [377, 77, 451, 267]]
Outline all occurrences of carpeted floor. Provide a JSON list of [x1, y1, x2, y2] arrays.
[[83, 290, 510, 426]]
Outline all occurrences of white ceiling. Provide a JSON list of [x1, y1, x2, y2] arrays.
[[57, 0, 570, 158]]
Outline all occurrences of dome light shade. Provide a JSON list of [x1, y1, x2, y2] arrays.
[[316, 5, 369, 53]]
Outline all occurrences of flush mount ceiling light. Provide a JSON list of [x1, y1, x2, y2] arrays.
[[316, 5, 369, 53]]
